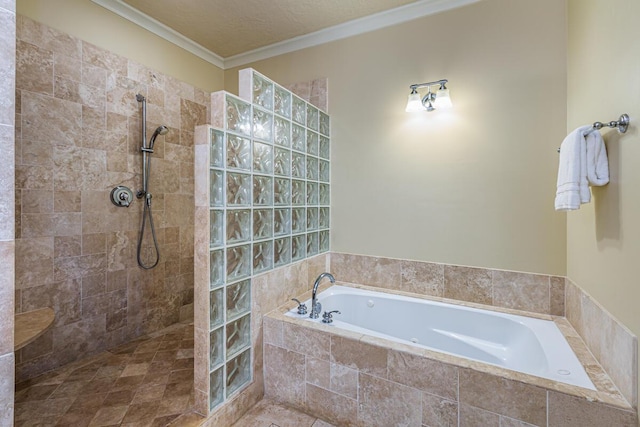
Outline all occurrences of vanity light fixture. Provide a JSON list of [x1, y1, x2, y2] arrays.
[[405, 79, 452, 112]]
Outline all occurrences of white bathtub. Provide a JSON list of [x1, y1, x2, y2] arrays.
[[286, 285, 595, 390]]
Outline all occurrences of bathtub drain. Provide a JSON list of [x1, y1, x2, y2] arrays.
[[410, 338, 419, 343], [557, 369, 571, 375]]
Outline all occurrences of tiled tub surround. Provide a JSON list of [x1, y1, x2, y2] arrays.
[[285, 285, 595, 389], [194, 69, 331, 418], [329, 252, 638, 410], [15, 16, 209, 382], [265, 283, 637, 426]]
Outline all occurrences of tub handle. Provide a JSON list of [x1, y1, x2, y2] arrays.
[[322, 310, 341, 324], [291, 298, 307, 315]]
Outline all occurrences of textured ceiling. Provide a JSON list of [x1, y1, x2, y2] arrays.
[[122, 0, 420, 58]]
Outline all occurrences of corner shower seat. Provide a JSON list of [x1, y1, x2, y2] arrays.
[[14, 307, 55, 351]]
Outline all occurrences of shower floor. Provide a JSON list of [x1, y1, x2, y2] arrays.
[[14, 322, 203, 427]]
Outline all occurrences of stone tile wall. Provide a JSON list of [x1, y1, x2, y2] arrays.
[[566, 278, 638, 408], [330, 252, 565, 316], [0, 0, 16, 424], [14, 16, 210, 381]]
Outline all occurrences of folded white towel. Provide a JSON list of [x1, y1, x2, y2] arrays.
[[585, 129, 610, 186], [555, 126, 609, 211]]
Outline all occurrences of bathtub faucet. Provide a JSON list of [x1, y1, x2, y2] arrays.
[[310, 272, 335, 319]]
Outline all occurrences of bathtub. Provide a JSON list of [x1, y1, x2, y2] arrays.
[[285, 285, 595, 390]]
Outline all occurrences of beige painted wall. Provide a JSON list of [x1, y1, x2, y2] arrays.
[[17, 0, 223, 92], [226, 0, 568, 275], [567, 0, 640, 407]]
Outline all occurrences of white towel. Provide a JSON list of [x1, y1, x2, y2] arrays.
[[555, 126, 609, 211]]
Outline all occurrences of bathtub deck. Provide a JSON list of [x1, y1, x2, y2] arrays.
[[263, 283, 637, 427]]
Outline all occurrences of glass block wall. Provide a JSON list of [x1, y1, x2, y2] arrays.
[[199, 69, 330, 412]]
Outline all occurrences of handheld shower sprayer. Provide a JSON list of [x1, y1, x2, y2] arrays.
[[147, 125, 169, 152], [135, 94, 167, 270]]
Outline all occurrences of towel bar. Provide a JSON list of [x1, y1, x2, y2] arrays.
[[592, 113, 629, 134], [557, 113, 630, 153]]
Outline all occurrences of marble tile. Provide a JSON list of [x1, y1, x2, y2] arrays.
[[329, 362, 357, 399], [54, 235, 81, 259], [20, 138, 52, 167], [358, 373, 422, 427], [307, 253, 329, 285], [22, 279, 81, 327], [16, 236, 54, 289], [286, 259, 310, 298], [550, 276, 565, 316], [331, 335, 388, 378], [53, 54, 81, 83], [263, 316, 283, 347], [492, 270, 550, 314], [0, 0, 15, 13], [0, 15, 15, 126], [400, 260, 444, 297], [499, 416, 538, 427], [282, 322, 330, 360], [54, 191, 81, 213], [264, 344, 306, 408], [19, 16, 82, 59], [330, 253, 401, 289], [598, 308, 637, 408], [180, 98, 207, 133], [548, 391, 637, 426], [422, 392, 458, 427], [388, 349, 458, 400], [306, 356, 330, 389], [459, 403, 499, 426], [21, 90, 82, 147], [458, 368, 546, 426], [0, 241, 14, 354], [306, 383, 358, 427], [0, 352, 14, 426], [16, 39, 53, 95], [15, 164, 53, 191], [443, 265, 493, 305]]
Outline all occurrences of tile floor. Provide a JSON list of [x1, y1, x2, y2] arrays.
[[14, 322, 203, 427], [14, 322, 333, 427]]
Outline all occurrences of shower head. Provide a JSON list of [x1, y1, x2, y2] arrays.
[[148, 125, 169, 150]]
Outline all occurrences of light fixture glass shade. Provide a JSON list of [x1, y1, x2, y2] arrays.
[[434, 87, 452, 110], [405, 92, 425, 112]]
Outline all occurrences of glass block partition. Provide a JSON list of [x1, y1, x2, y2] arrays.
[[195, 69, 330, 414]]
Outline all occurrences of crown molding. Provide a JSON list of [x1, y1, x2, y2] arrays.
[[224, 0, 480, 69], [91, 0, 225, 68], [93, 0, 480, 70]]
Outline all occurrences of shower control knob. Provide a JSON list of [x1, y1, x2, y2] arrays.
[[110, 186, 133, 208]]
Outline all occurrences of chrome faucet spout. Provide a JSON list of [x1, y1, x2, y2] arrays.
[[310, 272, 335, 319]]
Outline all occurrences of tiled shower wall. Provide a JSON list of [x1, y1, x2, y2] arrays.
[[0, 0, 16, 424], [14, 16, 210, 381]]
